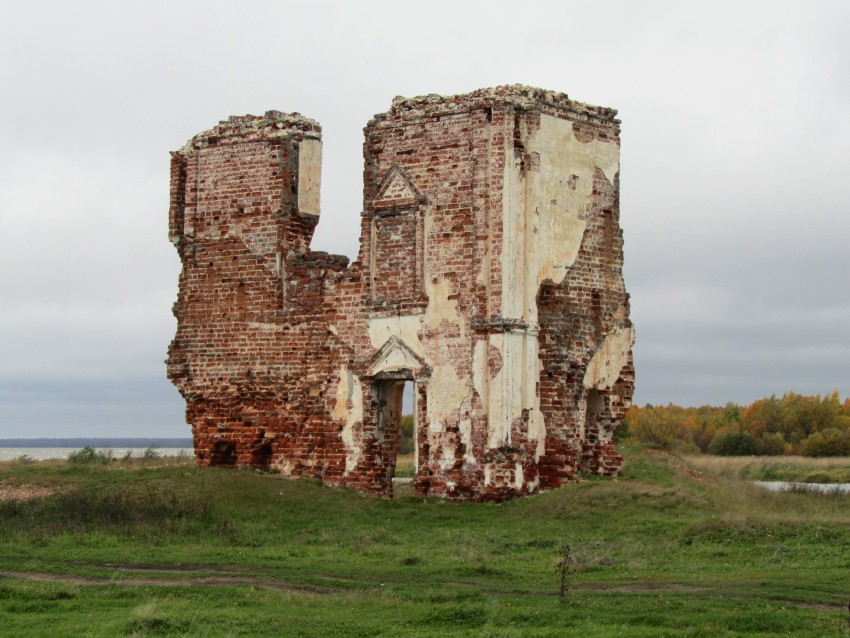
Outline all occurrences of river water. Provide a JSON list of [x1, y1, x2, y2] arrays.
[[0, 448, 193, 462], [754, 481, 850, 495]]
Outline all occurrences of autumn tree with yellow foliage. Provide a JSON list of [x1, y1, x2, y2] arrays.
[[624, 392, 850, 456]]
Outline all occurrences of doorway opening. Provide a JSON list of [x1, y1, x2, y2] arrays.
[[374, 377, 417, 492], [396, 380, 416, 481], [585, 388, 604, 444]]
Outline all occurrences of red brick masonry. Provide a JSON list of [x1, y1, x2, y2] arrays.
[[167, 86, 634, 500]]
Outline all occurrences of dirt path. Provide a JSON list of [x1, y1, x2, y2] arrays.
[[2, 569, 847, 613], [0, 569, 332, 595]]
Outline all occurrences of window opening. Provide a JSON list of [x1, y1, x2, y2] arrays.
[[211, 441, 237, 467]]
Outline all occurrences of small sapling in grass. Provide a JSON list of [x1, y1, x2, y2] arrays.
[[557, 544, 572, 603]]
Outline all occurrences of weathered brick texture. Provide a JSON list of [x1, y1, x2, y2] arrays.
[[167, 86, 635, 501]]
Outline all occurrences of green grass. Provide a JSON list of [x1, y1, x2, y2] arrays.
[[1, 449, 849, 636]]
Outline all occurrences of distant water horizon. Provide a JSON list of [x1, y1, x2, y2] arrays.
[[0, 438, 194, 461], [0, 447, 194, 462], [0, 437, 193, 448]]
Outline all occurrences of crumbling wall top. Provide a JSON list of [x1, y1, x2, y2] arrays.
[[176, 111, 322, 153], [368, 84, 620, 128]]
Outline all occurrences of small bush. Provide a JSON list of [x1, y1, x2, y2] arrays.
[[143, 445, 160, 460], [709, 432, 758, 456], [756, 432, 786, 456], [68, 445, 104, 465], [400, 415, 414, 454], [801, 471, 833, 484], [799, 429, 850, 457], [614, 419, 630, 443]]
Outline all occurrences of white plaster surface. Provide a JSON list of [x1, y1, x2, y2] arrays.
[[486, 333, 519, 447], [427, 364, 466, 427], [458, 419, 474, 464], [485, 112, 621, 455], [332, 364, 364, 472], [524, 114, 620, 321], [583, 326, 635, 390], [439, 441, 457, 470], [368, 340, 422, 377], [472, 340, 488, 409], [424, 277, 464, 337], [368, 316, 425, 357], [297, 139, 322, 217], [485, 330, 546, 457]]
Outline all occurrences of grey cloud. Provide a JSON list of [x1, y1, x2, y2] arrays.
[[1, 0, 848, 437]]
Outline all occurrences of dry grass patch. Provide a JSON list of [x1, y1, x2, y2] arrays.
[[683, 455, 850, 480], [0, 484, 56, 502]]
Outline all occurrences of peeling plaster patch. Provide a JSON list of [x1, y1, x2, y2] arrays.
[[427, 364, 467, 425], [246, 322, 282, 332], [472, 340, 488, 411], [501, 150, 525, 319], [368, 315, 425, 357], [485, 330, 546, 457], [424, 277, 463, 336], [459, 419, 474, 464], [523, 335, 547, 460], [439, 442, 457, 470], [486, 333, 524, 448], [276, 458, 293, 477], [484, 464, 492, 487], [488, 112, 622, 457], [333, 365, 364, 472], [486, 112, 622, 455], [486, 333, 515, 448], [476, 247, 489, 286], [514, 463, 524, 489], [524, 114, 621, 319], [527, 408, 546, 459], [224, 221, 278, 275], [583, 326, 636, 390], [297, 139, 322, 217]]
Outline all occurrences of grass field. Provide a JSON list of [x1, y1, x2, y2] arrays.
[[684, 454, 850, 484], [1, 448, 849, 637]]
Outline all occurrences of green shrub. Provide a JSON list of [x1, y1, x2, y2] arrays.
[[756, 432, 786, 456], [143, 445, 160, 460], [67, 446, 114, 464], [614, 418, 630, 443], [709, 431, 758, 456], [799, 429, 850, 457], [400, 415, 414, 454], [68, 446, 100, 464]]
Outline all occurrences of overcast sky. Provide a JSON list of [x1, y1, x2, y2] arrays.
[[1, 0, 848, 439]]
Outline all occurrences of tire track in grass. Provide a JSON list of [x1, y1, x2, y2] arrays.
[[0, 570, 333, 595]]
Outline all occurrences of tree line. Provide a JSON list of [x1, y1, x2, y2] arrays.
[[622, 391, 850, 456]]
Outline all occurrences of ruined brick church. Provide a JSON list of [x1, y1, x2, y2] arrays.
[[167, 85, 635, 501]]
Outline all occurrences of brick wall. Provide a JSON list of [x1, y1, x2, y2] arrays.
[[168, 86, 634, 501]]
